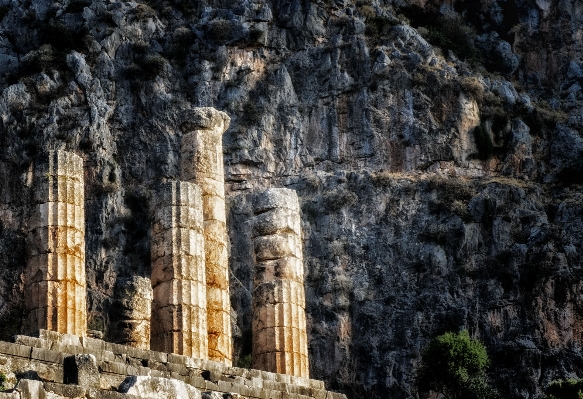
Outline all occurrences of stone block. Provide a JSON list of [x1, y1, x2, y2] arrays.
[[202, 194, 226, 223], [13, 335, 47, 349], [152, 205, 204, 233], [253, 234, 300, 262], [31, 347, 63, 363], [63, 354, 100, 389], [252, 208, 302, 238], [0, 341, 32, 358], [253, 188, 300, 214], [119, 376, 202, 399], [254, 257, 304, 286]]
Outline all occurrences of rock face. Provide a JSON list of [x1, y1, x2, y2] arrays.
[[0, 0, 583, 398], [25, 151, 86, 337], [251, 188, 309, 378], [180, 108, 232, 365], [150, 181, 207, 358]]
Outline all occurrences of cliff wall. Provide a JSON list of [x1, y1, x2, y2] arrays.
[[0, 0, 582, 398]]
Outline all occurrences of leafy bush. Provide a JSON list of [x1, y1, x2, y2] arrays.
[[249, 28, 265, 44], [207, 18, 232, 44], [473, 124, 495, 160], [236, 354, 252, 369], [399, 5, 481, 64], [545, 378, 583, 399], [166, 27, 194, 65], [134, 4, 156, 21], [0, 373, 6, 391], [416, 330, 499, 399], [322, 188, 358, 213], [241, 101, 261, 126], [126, 43, 166, 80]]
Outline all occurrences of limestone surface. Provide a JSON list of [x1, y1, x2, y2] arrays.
[[119, 376, 202, 399], [150, 181, 208, 358], [25, 150, 87, 337], [251, 188, 309, 378], [109, 276, 153, 350], [180, 107, 232, 365]]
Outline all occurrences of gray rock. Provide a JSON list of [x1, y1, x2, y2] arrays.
[[119, 376, 202, 399]]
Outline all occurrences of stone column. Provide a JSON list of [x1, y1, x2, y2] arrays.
[[109, 276, 153, 350], [180, 107, 232, 365], [251, 188, 310, 378], [150, 181, 208, 358], [25, 150, 87, 337]]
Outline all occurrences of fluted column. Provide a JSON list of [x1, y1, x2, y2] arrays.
[[150, 181, 208, 358], [180, 107, 232, 365], [251, 188, 309, 378], [109, 276, 153, 350], [25, 150, 87, 337]]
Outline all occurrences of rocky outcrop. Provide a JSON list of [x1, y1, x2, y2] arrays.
[[0, 0, 582, 398]]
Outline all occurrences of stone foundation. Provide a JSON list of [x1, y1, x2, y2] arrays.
[[0, 331, 346, 399], [25, 150, 87, 337], [180, 108, 232, 365], [251, 189, 310, 378]]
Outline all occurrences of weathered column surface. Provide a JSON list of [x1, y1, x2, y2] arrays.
[[151, 181, 208, 358], [251, 188, 310, 378], [180, 107, 232, 365], [109, 276, 153, 349], [25, 150, 87, 337]]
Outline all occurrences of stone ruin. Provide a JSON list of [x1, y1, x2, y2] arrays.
[[16, 107, 331, 397], [25, 150, 87, 337], [251, 189, 310, 378]]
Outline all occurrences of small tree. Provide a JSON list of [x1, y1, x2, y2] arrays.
[[416, 330, 498, 399], [545, 378, 583, 399]]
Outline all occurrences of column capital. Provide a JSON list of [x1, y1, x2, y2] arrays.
[[179, 107, 230, 135]]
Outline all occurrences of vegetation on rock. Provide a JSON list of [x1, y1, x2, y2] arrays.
[[416, 330, 499, 399]]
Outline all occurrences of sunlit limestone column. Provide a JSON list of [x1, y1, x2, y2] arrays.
[[150, 181, 208, 358], [180, 107, 232, 365], [251, 188, 310, 378], [25, 150, 87, 337]]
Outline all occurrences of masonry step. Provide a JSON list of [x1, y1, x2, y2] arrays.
[[3, 331, 345, 399]]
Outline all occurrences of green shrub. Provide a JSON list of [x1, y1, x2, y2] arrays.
[[545, 378, 583, 399], [0, 372, 6, 391], [322, 188, 358, 213], [166, 27, 194, 65], [473, 124, 495, 160], [416, 330, 499, 399], [241, 101, 261, 126], [364, 16, 395, 40], [399, 5, 481, 64], [134, 4, 156, 20], [236, 354, 252, 369], [249, 28, 265, 44], [126, 43, 166, 80], [207, 18, 232, 43]]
